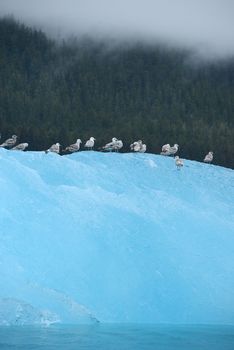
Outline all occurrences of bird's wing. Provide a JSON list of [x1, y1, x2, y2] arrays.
[[103, 141, 114, 149]]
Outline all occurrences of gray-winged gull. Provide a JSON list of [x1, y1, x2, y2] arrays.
[[0, 135, 18, 149], [45, 143, 61, 154], [161, 143, 170, 153], [161, 144, 179, 156], [64, 139, 82, 153], [204, 151, 213, 163], [139, 143, 147, 153], [113, 139, 123, 152], [130, 140, 146, 153], [101, 138, 118, 152], [130, 141, 141, 152], [84, 137, 96, 150], [175, 156, 183, 170], [169, 144, 179, 156], [11, 143, 28, 151]]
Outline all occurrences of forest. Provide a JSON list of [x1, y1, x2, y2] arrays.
[[0, 17, 233, 168]]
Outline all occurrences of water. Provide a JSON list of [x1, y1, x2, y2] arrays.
[[0, 324, 234, 350]]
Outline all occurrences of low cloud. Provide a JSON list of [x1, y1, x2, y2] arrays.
[[1, 0, 234, 59]]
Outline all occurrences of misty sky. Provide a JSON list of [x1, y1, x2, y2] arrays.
[[1, 0, 234, 59]]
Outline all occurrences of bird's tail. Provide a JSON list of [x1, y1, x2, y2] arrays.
[[61, 149, 71, 155]]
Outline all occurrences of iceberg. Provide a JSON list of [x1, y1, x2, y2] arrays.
[[0, 298, 58, 326], [0, 149, 233, 325]]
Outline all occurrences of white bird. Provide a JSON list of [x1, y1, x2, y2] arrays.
[[161, 143, 179, 156], [45, 143, 61, 154], [130, 140, 146, 153], [84, 137, 96, 150], [0, 135, 18, 149], [130, 140, 142, 152], [101, 138, 118, 152], [113, 139, 123, 152], [130, 141, 140, 152], [161, 143, 171, 153], [64, 139, 82, 153], [139, 143, 147, 153], [175, 156, 183, 170], [169, 144, 179, 156], [204, 151, 213, 164], [101, 138, 123, 152], [11, 143, 28, 151]]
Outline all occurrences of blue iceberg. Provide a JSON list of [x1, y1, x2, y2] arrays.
[[0, 149, 233, 325]]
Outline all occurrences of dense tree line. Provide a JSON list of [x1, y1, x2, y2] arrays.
[[0, 17, 233, 168]]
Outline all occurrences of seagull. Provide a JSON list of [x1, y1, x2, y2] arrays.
[[0, 135, 18, 149], [161, 143, 171, 153], [170, 143, 179, 155], [169, 144, 179, 156], [113, 139, 123, 152], [84, 137, 96, 150], [64, 139, 82, 153], [130, 141, 138, 151], [139, 143, 147, 153], [175, 156, 183, 170], [11, 143, 28, 151], [101, 138, 118, 152], [130, 140, 146, 153], [130, 140, 142, 152], [161, 144, 179, 156], [204, 151, 213, 164], [45, 143, 61, 154], [101, 138, 123, 152]]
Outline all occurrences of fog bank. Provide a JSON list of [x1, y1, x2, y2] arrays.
[[1, 0, 234, 59]]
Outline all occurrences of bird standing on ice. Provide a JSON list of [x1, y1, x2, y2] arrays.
[[204, 151, 213, 164], [0, 135, 18, 149], [175, 156, 183, 170], [113, 139, 123, 152], [11, 143, 28, 151], [64, 139, 82, 153], [139, 143, 147, 153], [84, 137, 96, 150], [161, 143, 179, 156], [45, 143, 61, 154], [161, 143, 170, 153], [130, 141, 141, 152], [102, 138, 123, 152], [130, 140, 146, 153], [101, 138, 117, 152], [169, 144, 179, 156]]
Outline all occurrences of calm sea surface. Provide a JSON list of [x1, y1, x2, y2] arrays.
[[0, 324, 234, 350]]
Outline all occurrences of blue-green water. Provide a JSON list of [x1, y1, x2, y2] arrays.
[[0, 325, 234, 350]]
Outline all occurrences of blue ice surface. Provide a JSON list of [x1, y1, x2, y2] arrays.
[[0, 149, 233, 325]]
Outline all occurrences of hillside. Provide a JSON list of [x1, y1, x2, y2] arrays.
[[0, 17, 234, 168], [0, 149, 234, 325]]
